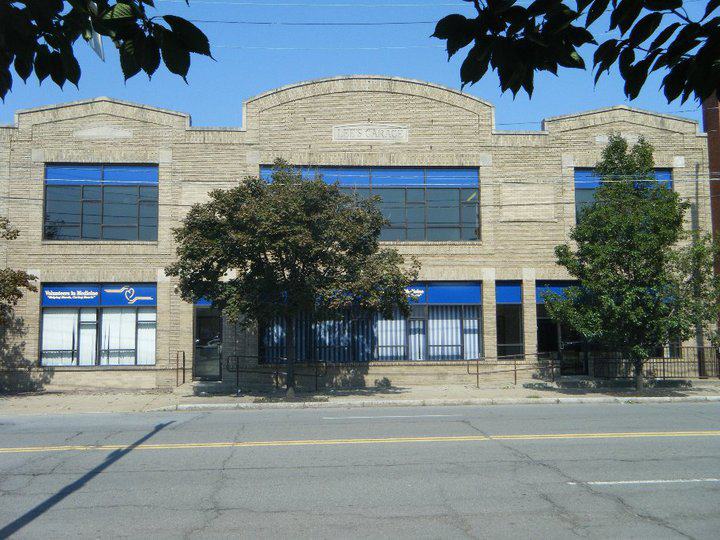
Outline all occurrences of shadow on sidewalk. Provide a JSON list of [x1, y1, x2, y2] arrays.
[[0, 422, 174, 537], [522, 379, 716, 397]]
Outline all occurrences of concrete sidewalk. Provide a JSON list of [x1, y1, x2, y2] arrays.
[[2, 381, 720, 415]]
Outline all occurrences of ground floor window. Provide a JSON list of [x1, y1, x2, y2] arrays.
[[261, 306, 483, 363], [260, 282, 483, 363], [41, 307, 156, 366], [40, 284, 157, 367], [496, 281, 524, 357]]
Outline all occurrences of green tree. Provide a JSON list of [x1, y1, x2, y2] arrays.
[[544, 135, 720, 390], [0, 0, 212, 100], [433, 0, 720, 102], [166, 161, 420, 393], [0, 218, 36, 326]]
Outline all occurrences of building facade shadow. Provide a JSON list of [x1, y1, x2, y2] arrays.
[[0, 313, 52, 394]]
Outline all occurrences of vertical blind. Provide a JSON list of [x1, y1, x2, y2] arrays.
[[260, 282, 484, 362]]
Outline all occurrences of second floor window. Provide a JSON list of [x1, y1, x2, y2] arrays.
[[574, 168, 672, 221], [44, 164, 159, 241], [260, 166, 480, 241]]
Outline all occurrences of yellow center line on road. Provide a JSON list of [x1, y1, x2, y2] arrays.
[[1, 430, 719, 454]]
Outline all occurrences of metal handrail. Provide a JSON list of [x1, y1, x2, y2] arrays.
[[174, 350, 186, 387], [224, 355, 328, 391], [465, 352, 557, 387]]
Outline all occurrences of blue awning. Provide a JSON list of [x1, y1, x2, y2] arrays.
[[496, 281, 522, 304], [407, 282, 482, 304]]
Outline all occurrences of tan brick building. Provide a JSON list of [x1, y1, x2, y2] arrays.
[[0, 76, 711, 391]]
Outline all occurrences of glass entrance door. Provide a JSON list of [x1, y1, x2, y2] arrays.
[[194, 307, 222, 381]]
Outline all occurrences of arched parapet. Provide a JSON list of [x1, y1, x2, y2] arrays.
[[243, 75, 496, 153]]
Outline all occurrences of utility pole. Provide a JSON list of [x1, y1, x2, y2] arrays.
[[702, 95, 720, 371], [702, 95, 720, 269]]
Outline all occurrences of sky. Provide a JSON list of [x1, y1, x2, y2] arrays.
[[0, 0, 711, 129]]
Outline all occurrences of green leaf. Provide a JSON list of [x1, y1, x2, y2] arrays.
[[610, 0, 643, 35], [648, 22, 680, 51], [704, 0, 720, 20], [645, 0, 682, 11], [13, 48, 34, 82], [141, 36, 161, 76], [593, 38, 619, 66], [34, 45, 52, 83], [661, 60, 690, 101], [629, 12, 662, 46], [160, 30, 190, 80], [60, 48, 81, 86], [618, 46, 635, 79], [432, 14, 468, 39], [0, 66, 12, 101], [120, 40, 141, 80], [624, 56, 652, 99], [460, 42, 491, 87], [163, 15, 212, 57], [102, 1, 135, 19], [48, 51, 66, 88], [586, 0, 611, 27]]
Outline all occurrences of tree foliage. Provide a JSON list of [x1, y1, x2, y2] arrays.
[[0, 218, 36, 326], [0, 0, 212, 100], [434, 0, 720, 102], [544, 135, 720, 389], [166, 161, 420, 389]]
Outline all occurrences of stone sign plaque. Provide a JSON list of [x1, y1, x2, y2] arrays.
[[332, 124, 409, 143]]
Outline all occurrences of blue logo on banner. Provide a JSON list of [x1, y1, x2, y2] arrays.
[[101, 284, 156, 306]]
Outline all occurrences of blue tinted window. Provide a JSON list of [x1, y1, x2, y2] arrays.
[[372, 168, 423, 187], [318, 167, 371, 187], [260, 165, 480, 241], [103, 165, 159, 184], [44, 164, 158, 241], [46, 165, 103, 183], [574, 167, 673, 221], [426, 168, 478, 187]]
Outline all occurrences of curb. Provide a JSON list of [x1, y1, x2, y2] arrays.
[[152, 395, 720, 412]]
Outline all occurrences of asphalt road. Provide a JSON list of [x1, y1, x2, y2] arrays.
[[0, 403, 719, 539]]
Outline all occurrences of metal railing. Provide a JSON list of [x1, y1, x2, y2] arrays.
[[591, 347, 720, 380], [225, 355, 328, 391], [466, 353, 558, 387], [218, 347, 718, 391], [174, 350, 187, 387]]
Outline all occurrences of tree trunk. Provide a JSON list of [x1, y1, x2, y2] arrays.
[[285, 315, 296, 395], [633, 357, 644, 391]]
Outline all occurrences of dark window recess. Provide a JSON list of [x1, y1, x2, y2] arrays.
[[44, 164, 159, 241], [496, 304, 524, 357]]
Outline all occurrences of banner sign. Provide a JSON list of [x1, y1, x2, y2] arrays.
[[42, 284, 156, 307], [101, 284, 156, 306], [42, 285, 100, 307], [407, 282, 482, 304]]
